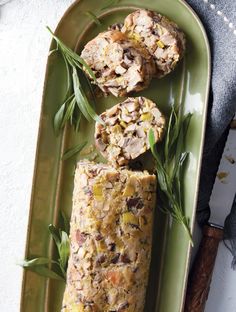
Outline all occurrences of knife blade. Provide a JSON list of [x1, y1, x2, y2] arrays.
[[185, 115, 236, 312], [209, 123, 236, 227]]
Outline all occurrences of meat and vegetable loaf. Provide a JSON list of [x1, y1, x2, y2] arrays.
[[95, 97, 165, 166], [81, 30, 155, 97], [62, 161, 156, 312], [122, 9, 185, 78]]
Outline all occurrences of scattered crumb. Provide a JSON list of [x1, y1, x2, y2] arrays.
[[225, 155, 235, 164], [217, 171, 229, 181], [230, 120, 236, 129], [221, 180, 228, 184]]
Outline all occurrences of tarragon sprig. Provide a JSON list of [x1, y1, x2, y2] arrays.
[[19, 211, 70, 281], [47, 27, 104, 136], [149, 105, 193, 246]]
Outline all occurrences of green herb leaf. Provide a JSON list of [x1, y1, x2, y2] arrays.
[[48, 224, 61, 250], [172, 113, 192, 182], [149, 108, 194, 246], [21, 210, 71, 282], [101, 0, 120, 10], [85, 11, 102, 26], [23, 265, 65, 281], [61, 96, 76, 128], [59, 231, 70, 269], [46, 26, 96, 81], [47, 26, 103, 134], [175, 152, 189, 206], [18, 257, 65, 281], [72, 67, 105, 125], [54, 103, 66, 135], [18, 257, 52, 267], [60, 210, 70, 235], [149, 129, 162, 165], [49, 224, 70, 274], [62, 53, 72, 97], [48, 47, 58, 56], [71, 107, 82, 132], [164, 106, 175, 161], [62, 141, 87, 161], [54, 93, 76, 135], [72, 67, 92, 122], [166, 107, 179, 162]]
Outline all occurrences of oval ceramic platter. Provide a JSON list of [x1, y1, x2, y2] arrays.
[[21, 0, 210, 311]]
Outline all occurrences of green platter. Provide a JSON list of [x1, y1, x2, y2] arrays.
[[20, 1, 210, 311]]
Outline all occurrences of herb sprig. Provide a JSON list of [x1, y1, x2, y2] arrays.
[[149, 105, 193, 245], [19, 211, 70, 281], [47, 27, 104, 135]]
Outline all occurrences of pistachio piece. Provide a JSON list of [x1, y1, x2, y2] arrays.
[[122, 212, 139, 226], [96, 240, 107, 253], [113, 124, 122, 133], [140, 112, 153, 122], [120, 121, 127, 128], [71, 303, 84, 312], [157, 40, 165, 48], [123, 184, 135, 196], [93, 184, 104, 201]]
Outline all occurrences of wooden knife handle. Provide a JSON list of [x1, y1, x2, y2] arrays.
[[185, 224, 224, 312]]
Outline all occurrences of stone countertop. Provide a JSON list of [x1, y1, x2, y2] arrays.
[[0, 1, 74, 310], [0, 1, 235, 311]]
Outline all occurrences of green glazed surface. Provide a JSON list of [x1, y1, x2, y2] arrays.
[[21, 1, 210, 311]]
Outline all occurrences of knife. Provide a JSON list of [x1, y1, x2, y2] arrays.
[[185, 116, 236, 312]]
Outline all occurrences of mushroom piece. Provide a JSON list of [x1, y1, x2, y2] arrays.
[[95, 97, 165, 166]]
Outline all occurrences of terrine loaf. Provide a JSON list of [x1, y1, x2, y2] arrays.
[[62, 161, 157, 312], [122, 9, 185, 78], [95, 97, 165, 166], [80, 30, 155, 97]]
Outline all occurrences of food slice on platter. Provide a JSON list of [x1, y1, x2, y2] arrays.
[[122, 9, 185, 78], [81, 30, 155, 97], [62, 161, 157, 312], [95, 97, 165, 166]]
